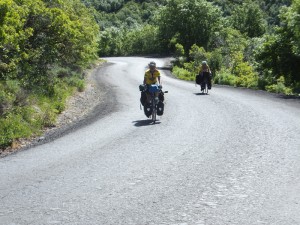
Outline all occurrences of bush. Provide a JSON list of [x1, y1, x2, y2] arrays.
[[35, 97, 58, 127], [65, 75, 86, 92], [266, 76, 293, 95], [231, 52, 259, 88], [214, 70, 237, 86], [235, 73, 259, 88], [171, 56, 187, 68], [0, 90, 12, 116], [0, 79, 78, 148], [76, 80, 85, 92], [172, 66, 194, 81], [0, 114, 33, 148], [0, 80, 24, 116]]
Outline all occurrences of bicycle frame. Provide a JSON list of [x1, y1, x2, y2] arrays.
[[148, 84, 161, 123]]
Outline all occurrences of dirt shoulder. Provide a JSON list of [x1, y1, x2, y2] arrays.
[[1, 61, 116, 158]]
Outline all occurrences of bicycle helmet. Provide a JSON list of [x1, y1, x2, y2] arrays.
[[202, 61, 208, 65], [149, 61, 156, 67]]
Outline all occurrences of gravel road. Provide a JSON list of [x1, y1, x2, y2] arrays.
[[0, 57, 300, 225]]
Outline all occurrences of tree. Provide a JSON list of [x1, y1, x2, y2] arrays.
[[256, 1, 300, 88], [283, 0, 300, 55], [189, 44, 207, 67], [230, 0, 267, 38], [98, 27, 125, 56], [210, 27, 248, 68], [258, 0, 292, 25], [157, 0, 222, 55], [0, 0, 33, 80], [0, 0, 99, 87], [123, 24, 161, 55]]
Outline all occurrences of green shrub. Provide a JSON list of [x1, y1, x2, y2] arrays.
[[65, 75, 86, 92], [183, 62, 200, 75], [0, 114, 32, 148], [189, 44, 207, 67], [0, 90, 11, 116], [41, 109, 57, 127], [209, 49, 223, 75], [75, 79, 85, 92], [235, 72, 259, 88], [231, 53, 259, 88], [5, 80, 21, 94], [266, 76, 293, 95], [0, 74, 87, 148], [172, 66, 194, 81], [56, 67, 72, 78], [38, 99, 58, 127], [214, 70, 237, 86], [0, 80, 23, 116], [171, 56, 187, 67]]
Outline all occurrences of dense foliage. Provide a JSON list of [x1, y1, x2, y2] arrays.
[[0, 0, 99, 85], [88, 0, 298, 95], [256, 1, 300, 92], [157, 0, 222, 54], [0, 0, 99, 148]]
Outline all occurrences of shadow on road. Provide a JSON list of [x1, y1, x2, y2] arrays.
[[132, 120, 161, 127], [194, 93, 209, 96], [276, 94, 300, 100], [156, 66, 171, 71]]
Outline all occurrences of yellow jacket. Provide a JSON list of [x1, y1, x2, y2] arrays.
[[144, 69, 160, 85]]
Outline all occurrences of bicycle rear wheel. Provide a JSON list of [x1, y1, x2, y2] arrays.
[[205, 83, 208, 94], [201, 80, 208, 94]]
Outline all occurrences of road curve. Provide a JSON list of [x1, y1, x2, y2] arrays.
[[1, 57, 300, 225]]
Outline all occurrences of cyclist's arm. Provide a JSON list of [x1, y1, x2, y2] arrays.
[[143, 72, 148, 85]]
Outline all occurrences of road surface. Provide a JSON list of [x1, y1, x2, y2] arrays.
[[1, 57, 300, 225]]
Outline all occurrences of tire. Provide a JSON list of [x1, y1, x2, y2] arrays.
[[201, 79, 208, 94], [151, 100, 156, 122], [205, 83, 208, 94]]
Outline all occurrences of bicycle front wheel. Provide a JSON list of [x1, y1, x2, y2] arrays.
[[151, 100, 156, 122]]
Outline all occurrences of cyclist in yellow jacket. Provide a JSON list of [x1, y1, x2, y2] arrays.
[[140, 62, 163, 117], [144, 61, 161, 85]]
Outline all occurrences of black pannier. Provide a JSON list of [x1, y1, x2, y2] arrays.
[[195, 74, 203, 84], [144, 102, 152, 117], [157, 101, 164, 116], [159, 91, 164, 102], [140, 91, 147, 106]]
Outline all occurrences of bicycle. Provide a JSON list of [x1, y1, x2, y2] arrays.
[[199, 72, 211, 95], [201, 76, 209, 95], [148, 84, 161, 123], [143, 84, 167, 123]]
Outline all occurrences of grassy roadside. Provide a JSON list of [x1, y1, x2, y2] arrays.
[[172, 66, 297, 96], [0, 60, 105, 150]]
